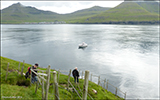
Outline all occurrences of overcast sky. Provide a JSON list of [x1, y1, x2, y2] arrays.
[[1, 1, 124, 14]]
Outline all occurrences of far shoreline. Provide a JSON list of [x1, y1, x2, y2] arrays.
[[1, 21, 160, 25]]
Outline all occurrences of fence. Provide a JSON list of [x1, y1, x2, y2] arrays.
[[4, 61, 92, 100], [53, 69, 126, 99], [4, 60, 126, 100], [89, 73, 126, 99]]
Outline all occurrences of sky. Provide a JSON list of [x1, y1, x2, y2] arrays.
[[1, 1, 124, 14]]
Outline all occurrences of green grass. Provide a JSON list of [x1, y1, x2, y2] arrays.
[[1, 56, 123, 99], [69, 2, 159, 24]]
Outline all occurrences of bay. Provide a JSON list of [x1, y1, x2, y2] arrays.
[[1, 24, 159, 99]]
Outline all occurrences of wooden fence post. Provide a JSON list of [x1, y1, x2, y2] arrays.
[[45, 65, 50, 100], [67, 69, 71, 90], [115, 87, 118, 96], [82, 70, 89, 100], [50, 72, 52, 81], [98, 76, 100, 85], [18, 61, 20, 75], [76, 76, 77, 84], [90, 74, 92, 82], [42, 72, 45, 100], [55, 83, 59, 100], [53, 71, 59, 100], [35, 81, 38, 93], [5, 62, 9, 81], [30, 67, 32, 86], [104, 78, 106, 89], [106, 80, 109, 90], [124, 92, 127, 100], [21, 60, 25, 76]]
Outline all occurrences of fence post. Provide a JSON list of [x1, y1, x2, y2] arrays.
[[18, 61, 20, 75], [124, 92, 127, 100], [106, 80, 108, 90], [50, 71, 52, 81], [67, 69, 71, 90], [98, 76, 100, 85], [90, 74, 92, 82], [76, 76, 77, 84], [104, 78, 106, 89], [42, 72, 45, 100], [82, 70, 89, 100], [55, 83, 59, 100], [21, 60, 25, 76], [5, 62, 9, 81], [53, 71, 59, 100], [115, 87, 118, 96], [35, 81, 38, 93], [30, 67, 32, 86], [45, 65, 51, 100]]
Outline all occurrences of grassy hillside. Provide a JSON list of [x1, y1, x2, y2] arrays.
[[73, 2, 159, 24], [63, 6, 110, 22], [1, 3, 63, 24], [136, 1, 159, 14], [1, 56, 123, 100], [1, 3, 111, 24]]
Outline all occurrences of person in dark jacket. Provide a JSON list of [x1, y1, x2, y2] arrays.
[[72, 67, 79, 83], [31, 63, 39, 84]]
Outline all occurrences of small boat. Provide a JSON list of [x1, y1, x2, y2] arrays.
[[79, 42, 88, 48]]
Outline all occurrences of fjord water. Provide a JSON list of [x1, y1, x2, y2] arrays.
[[1, 24, 159, 99]]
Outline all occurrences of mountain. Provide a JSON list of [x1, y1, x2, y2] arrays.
[[1, 2, 159, 24], [136, 1, 159, 14], [74, 2, 159, 24], [1, 3, 111, 24], [1, 2, 62, 24], [63, 6, 110, 21]]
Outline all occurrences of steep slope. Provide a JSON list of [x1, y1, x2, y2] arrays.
[[1, 56, 123, 100], [75, 2, 159, 24], [135, 1, 159, 14]]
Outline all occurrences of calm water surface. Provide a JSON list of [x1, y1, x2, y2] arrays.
[[1, 24, 159, 99]]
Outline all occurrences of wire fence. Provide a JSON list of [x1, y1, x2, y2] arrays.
[[89, 72, 126, 99], [4, 60, 126, 100], [56, 69, 126, 99], [52, 69, 126, 99]]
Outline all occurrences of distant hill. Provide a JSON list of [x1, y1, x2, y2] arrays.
[[1, 2, 62, 24], [64, 6, 110, 20], [1, 1, 159, 24], [74, 2, 159, 24], [1, 3, 111, 24]]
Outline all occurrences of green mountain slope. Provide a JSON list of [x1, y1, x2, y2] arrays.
[[135, 1, 159, 14], [75, 2, 159, 24], [1, 3, 111, 24], [64, 6, 110, 20], [1, 2, 62, 24]]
